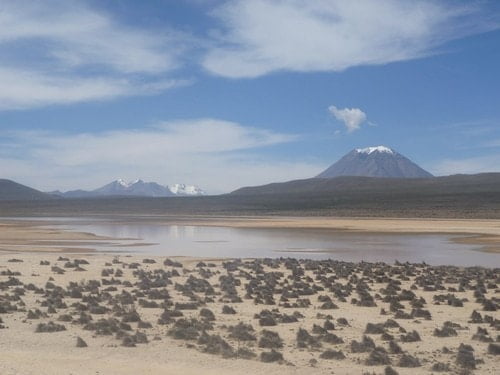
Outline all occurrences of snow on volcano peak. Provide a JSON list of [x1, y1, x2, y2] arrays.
[[356, 146, 394, 155], [115, 179, 130, 187], [168, 183, 205, 196]]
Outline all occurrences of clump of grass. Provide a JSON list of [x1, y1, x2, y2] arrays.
[[198, 332, 234, 358], [320, 350, 345, 360], [351, 336, 375, 353], [35, 321, 66, 333], [400, 330, 421, 342], [258, 330, 283, 349], [260, 349, 283, 363], [200, 308, 215, 321], [76, 337, 88, 347], [366, 347, 391, 366], [456, 344, 476, 369], [228, 322, 256, 342], [296, 327, 321, 349], [222, 305, 236, 314], [398, 354, 421, 368]]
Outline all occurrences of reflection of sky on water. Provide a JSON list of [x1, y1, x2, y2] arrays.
[[50, 221, 500, 268], [2, 217, 498, 267]]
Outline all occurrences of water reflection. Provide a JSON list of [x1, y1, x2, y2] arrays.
[[57, 221, 500, 267]]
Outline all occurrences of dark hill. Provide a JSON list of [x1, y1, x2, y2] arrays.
[[231, 173, 500, 196], [0, 179, 55, 201]]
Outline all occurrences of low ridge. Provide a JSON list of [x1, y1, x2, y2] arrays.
[[0, 179, 55, 201]]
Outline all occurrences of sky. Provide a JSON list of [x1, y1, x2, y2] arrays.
[[1, 0, 500, 194]]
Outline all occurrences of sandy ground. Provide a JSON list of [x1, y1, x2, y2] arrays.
[[0, 252, 498, 375]]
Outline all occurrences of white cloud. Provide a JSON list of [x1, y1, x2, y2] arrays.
[[1, 119, 323, 193], [203, 0, 498, 78], [328, 105, 367, 133], [0, 0, 188, 109], [432, 155, 500, 176], [0, 67, 187, 110]]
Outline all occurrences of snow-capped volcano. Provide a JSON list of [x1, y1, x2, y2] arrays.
[[53, 179, 205, 198], [317, 146, 433, 178]]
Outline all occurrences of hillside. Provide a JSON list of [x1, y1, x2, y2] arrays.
[[231, 173, 500, 196], [0, 179, 55, 201]]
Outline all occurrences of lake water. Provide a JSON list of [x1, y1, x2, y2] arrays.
[[33, 218, 500, 267]]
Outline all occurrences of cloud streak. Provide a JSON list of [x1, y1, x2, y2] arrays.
[[0, 119, 323, 193], [0, 67, 188, 110], [0, 0, 189, 109], [203, 0, 498, 78]]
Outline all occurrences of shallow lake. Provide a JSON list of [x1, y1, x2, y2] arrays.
[[29, 218, 499, 267]]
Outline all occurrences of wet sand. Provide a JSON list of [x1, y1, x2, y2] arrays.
[[0, 221, 123, 253], [0, 252, 498, 375]]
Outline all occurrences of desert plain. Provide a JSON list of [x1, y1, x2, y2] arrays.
[[0, 217, 499, 375]]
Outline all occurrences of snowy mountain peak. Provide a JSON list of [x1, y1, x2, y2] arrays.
[[59, 179, 206, 198], [317, 146, 433, 179], [116, 178, 129, 187], [113, 179, 146, 188], [168, 183, 205, 196], [356, 146, 394, 155]]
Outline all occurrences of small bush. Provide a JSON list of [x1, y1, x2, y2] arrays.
[[260, 349, 283, 363], [258, 330, 283, 349], [320, 350, 345, 360]]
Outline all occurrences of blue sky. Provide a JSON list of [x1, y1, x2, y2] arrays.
[[1, 0, 500, 193]]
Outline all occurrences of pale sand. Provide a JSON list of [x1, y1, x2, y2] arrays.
[[0, 252, 498, 375]]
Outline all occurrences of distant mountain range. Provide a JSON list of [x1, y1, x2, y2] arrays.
[[317, 146, 433, 178], [1, 146, 496, 205], [49, 179, 205, 198], [0, 178, 206, 201]]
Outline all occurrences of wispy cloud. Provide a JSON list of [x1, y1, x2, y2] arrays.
[[1, 0, 498, 109], [202, 0, 499, 78], [0, 0, 189, 109], [0, 119, 323, 193], [328, 105, 368, 133], [0, 67, 188, 110]]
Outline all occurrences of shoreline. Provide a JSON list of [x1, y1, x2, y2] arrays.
[[1, 216, 500, 255]]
